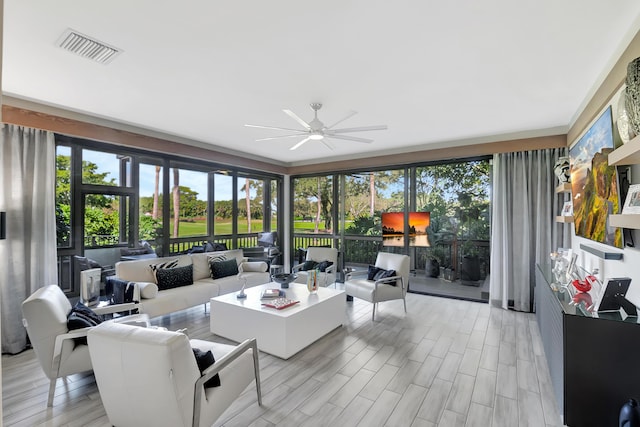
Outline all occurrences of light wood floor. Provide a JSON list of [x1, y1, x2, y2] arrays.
[[2, 293, 563, 426]]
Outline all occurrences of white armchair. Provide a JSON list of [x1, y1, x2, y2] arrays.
[[292, 247, 338, 287], [344, 252, 410, 321], [21, 285, 148, 407], [88, 321, 262, 427]]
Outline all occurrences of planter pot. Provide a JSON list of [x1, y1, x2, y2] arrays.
[[427, 259, 440, 278], [461, 255, 481, 282]]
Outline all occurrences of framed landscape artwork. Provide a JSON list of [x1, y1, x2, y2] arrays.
[[569, 106, 623, 248]]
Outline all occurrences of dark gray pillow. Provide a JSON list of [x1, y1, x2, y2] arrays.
[[192, 348, 221, 388], [316, 261, 333, 272], [67, 301, 103, 345], [367, 266, 397, 284], [301, 260, 319, 271], [209, 259, 239, 279], [155, 264, 193, 290]]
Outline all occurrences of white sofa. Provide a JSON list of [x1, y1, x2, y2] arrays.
[[113, 249, 270, 318]]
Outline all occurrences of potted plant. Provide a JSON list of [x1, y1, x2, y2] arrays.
[[426, 247, 445, 278], [460, 240, 481, 283]]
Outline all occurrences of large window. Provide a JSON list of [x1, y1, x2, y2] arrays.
[[293, 176, 334, 234], [56, 145, 72, 248], [138, 162, 163, 247], [54, 136, 283, 297], [213, 172, 233, 237], [237, 175, 264, 234], [169, 167, 208, 238], [415, 160, 491, 279], [343, 170, 404, 236], [291, 160, 491, 287]]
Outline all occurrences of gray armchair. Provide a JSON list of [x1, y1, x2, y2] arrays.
[[344, 252, 410, 321]]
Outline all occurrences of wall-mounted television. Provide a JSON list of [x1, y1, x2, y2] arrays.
[[569, 106, 623, 248], [382, 212, 431, 247]]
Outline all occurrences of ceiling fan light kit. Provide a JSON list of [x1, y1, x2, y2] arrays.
[[245, 103, 387, 151]]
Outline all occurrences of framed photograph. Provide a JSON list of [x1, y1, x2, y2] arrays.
[[561, 201, 573, 216], [622, 184, 640, 214]]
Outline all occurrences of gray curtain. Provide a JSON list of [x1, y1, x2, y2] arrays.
[[490, 148, 570, 312], [0, 124, 57, 354]]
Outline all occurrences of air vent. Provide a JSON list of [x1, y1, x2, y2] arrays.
[[57, 29, 122, 64]]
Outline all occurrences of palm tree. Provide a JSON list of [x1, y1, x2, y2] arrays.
[[172, 168, 179, 238], [152, 165, 160, 219], [245, 178, 252, 233]]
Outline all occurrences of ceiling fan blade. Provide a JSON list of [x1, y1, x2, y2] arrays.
[[255, 133, 308, 142], [290, 137, 312, 150], [283, 109, 312, 130], [329, 125, 388, 133], [321, 139, 334, 150], [245, 124, 303, 132], [327, 110, 357, 129], [326, 134, 373, 143]]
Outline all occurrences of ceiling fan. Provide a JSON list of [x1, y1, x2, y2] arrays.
[[245, 103, 387, 150]]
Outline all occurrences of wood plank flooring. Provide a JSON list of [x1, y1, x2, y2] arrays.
[[2, 293, 563, 426]]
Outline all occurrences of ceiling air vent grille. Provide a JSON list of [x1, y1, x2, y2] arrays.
[[57, 29, 121, 64]]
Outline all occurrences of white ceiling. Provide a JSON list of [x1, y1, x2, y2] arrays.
[[4, 1, 640, 167]]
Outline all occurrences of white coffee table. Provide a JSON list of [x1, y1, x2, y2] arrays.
[[210, 282, 346, 359]]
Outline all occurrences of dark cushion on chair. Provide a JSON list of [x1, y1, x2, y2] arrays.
[[301, 260, 319, 271], [367, 265, 397, 284], [316, 260, 333, 272], [209, 259, 239, 279], [155, 265, 193, 290], [67, 301, 103, 345], [192, 348, 221, 388]]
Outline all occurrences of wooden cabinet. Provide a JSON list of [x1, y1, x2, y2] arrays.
[[609, 135, 640, 229], [536, 264, 640, 426]]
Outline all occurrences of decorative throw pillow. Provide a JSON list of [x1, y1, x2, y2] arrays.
[[367, 266, 397, 284], [316, 260, 334, 272], [374, 268, 396, 282], [367, 265, 381, 281], [149, 259, 179, 283], [301, 260, 319, 271], [207, 253, 227, 264], [107, 277, 140, 304], [209, 259, 239, 279], [192, 348, 221, 388], [138, 282, 159, 299], [155, 264, 193, 290], [67, 301, 103, 345]]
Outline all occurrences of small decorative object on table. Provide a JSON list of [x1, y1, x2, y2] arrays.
[[261, 288, 285, 299], [272, 272, 297, 289], [236, 273, 247, 299], [261, 297, 299, 310], [307, 269, 319, 294]]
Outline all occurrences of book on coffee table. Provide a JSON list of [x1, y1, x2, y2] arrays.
[[261, 298, 299, 310], [260, 289, 285, 299]]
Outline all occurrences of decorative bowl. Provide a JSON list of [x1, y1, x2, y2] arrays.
[[272, 273, 297, 288]]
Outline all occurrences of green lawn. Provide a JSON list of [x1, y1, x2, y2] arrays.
[[167, 218, 275, 237], [166, 218, 350, 237]]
